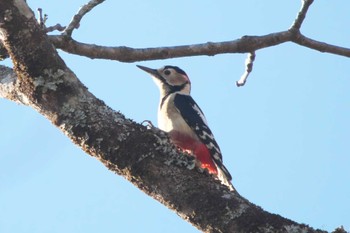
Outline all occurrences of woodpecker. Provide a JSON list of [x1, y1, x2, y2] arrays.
[[137, 65, 233, 189]]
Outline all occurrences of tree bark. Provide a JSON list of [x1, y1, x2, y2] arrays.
[[0, 1, 329, 232]]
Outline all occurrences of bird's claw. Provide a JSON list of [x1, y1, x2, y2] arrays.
[[141, 120, 155, 129]]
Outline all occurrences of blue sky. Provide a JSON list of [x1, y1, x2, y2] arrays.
[[1, 1, 349, 232]]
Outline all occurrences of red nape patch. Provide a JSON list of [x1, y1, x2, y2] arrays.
[[169, 131, 218, 175]]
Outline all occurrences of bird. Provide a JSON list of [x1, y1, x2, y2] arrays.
[[137, 65, 233, 189]]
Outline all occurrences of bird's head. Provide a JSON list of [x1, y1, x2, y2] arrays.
[[137, 65, 191, 96]]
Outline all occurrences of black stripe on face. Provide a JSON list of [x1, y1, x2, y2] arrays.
[[160, 82, 189, 108], [169, 81, 188, 93]]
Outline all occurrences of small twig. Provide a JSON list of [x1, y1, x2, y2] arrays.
[[37, 8, 64, 33], [141, 120, 155, 129], [63, 0, 105, 37], [236, 52, 255, 87], [45, 24, 66, 33], [290, 0, 314, 31], [37, 8, 43, 25], [37, 8, 47, 28]]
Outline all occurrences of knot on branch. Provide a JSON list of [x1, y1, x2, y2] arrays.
[[238, 36, 256, 53]]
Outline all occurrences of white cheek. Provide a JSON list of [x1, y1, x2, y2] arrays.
[[152, 77, 162, 88], [152, 77, 167, 97]]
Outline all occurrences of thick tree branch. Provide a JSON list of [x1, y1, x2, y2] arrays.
[[0, 1, 328, 232]]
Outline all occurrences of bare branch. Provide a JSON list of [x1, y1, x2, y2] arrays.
[[45, 23, 66, 33], [236, 51, 256, 87], [34, 8, 66, 33], [292, 34, 350, 57], [50, 29, 350, 63], [36, 8, 47, 27], [49, 31, 292, 62], [290, 0, 314, 31], [63, 0, 105, 37]]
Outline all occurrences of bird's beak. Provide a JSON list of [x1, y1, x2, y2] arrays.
[[136, 65, 159, 77]]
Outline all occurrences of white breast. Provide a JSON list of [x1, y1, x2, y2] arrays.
[[157, 94, 196, 139]]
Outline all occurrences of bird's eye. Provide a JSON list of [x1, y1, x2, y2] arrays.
[[164, 70, 171, 75]]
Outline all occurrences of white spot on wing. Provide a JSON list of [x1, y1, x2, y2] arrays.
[[192, 103, 208, 125], [199, 130, 215, 140]]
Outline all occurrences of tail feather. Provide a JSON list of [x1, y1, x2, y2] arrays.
[[214, 159, 234, 191], [194, 143, 235, 191], [217, 165, 235, 191]]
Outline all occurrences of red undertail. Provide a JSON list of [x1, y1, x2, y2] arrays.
[[169, 131, 218, 174]]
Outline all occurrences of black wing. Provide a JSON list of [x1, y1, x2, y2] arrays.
[[173, 94, 232, 181]]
